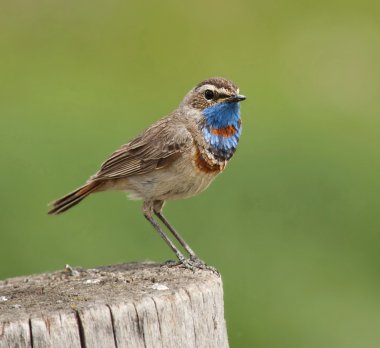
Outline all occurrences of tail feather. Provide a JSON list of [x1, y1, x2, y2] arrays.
[[48, 181, 101, 215]]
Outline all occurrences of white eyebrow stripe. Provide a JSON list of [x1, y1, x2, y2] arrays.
[[216, 87, 232, 95], [198, 85, 236, 96]]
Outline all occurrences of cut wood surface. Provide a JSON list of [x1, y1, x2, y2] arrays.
[[0, 262, 228, 348]]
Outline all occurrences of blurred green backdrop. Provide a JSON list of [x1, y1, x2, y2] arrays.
[[1, 1, 379, 347]]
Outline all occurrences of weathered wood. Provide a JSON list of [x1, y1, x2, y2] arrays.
[[0, 262, 228, 348]]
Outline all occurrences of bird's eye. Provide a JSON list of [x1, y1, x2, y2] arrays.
[[204, 89, 214, 100]]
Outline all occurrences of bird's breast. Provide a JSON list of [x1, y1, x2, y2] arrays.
[[194, 146, 226, 174], [200, 120, 241, 164]]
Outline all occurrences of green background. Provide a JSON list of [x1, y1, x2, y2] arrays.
[[1, 1, 379, 347]]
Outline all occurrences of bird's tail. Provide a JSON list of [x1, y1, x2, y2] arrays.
[[48, 181, 102, 215]]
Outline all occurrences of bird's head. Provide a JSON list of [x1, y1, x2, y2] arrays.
[[181, 77, 246, 128]]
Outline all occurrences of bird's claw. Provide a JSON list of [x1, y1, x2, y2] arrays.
[[161, 257, 219, 275], [181, 257, 220, 275]]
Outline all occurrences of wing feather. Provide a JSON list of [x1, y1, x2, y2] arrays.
[[91, 117, 192, 181]]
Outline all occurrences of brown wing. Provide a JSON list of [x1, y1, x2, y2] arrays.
[[91, 117, 193, 181]]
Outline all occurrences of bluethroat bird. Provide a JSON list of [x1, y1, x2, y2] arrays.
[[48, 77, 246, 269]]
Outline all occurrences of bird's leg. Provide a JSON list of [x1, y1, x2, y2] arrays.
[[142, 203, 186, 263], [155, 212, 216, 272], [152, 200, 199, 260], [151, 201, 218, 273], [153, 201, 208, 266], [154, 211, 198, 259]]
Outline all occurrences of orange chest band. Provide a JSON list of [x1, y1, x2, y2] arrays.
[[210, 125, 237, 137]]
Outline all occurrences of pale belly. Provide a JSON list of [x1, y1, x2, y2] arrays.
[[130, 162, 218, 201], [107, 154, 220, 202]]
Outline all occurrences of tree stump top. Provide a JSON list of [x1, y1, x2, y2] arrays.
[[0, 262, 228, 348]]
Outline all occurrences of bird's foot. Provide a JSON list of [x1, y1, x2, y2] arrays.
[[161, 257, 219, 274], [181, 256, 220, 275]]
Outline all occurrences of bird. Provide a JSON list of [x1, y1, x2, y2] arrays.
[[48, 77, 246, 269]]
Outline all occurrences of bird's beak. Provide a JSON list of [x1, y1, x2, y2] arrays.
[[226, 94, 246, 103]]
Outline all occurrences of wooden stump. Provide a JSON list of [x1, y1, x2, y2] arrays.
[[0, 262, 228, 348]]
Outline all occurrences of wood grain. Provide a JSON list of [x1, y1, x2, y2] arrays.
[[0, 262, 228, 348]]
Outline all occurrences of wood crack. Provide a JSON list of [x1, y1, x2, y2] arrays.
[[74, 310, 86, 348], [151, 297, 163, 345], [184, 287, 198, 347], [106, 304, 118, 348], [132, 302, 146, 348], [28, 317, 34, 348]]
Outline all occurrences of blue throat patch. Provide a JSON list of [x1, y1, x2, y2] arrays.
[[201, 102, 242, 161]]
